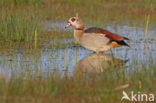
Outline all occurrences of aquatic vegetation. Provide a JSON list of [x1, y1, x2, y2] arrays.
[[144, 14, 150, 49], [0, 8, 42, 42], [0, 0, 155, 42], [0, 0, 155, 103], [0, 62, 155, 103]]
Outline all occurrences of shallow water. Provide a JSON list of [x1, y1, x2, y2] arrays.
[[0, 21, 156, 78]]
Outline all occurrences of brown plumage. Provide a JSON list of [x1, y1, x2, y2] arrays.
[[85, 27, 129, 41], [84, 27, 129, 47]]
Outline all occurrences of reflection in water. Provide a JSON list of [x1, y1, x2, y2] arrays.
[[73, 53, 128, 76]]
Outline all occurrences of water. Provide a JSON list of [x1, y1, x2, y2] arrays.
[[0, 21, 156, 78]]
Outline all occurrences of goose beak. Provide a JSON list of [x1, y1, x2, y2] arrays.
[[65, 22, 72, 29]]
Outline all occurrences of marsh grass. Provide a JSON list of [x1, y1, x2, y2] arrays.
[[0, 62, 155, 103], [41, 0, 156, 26], [144, 14, 150, 49], [0, 0, 41, 6], [34, 28, 38, 49], [0, 8, 42, 42], [0, 0, 155, 44], [0, 0, 156, 103]]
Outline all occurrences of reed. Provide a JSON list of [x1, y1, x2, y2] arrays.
[[144, 14, 150, 49], [34, 28, 38, 49], [75, 48, 78, 63], [76, 12, 79, 18], [144, 14, 150, 40]]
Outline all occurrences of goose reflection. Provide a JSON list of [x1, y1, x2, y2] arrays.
[[73, 53, 128, 75]]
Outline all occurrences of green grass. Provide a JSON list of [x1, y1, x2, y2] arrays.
[[0, 0, 155, 103], [0, 8, 42, 42], [0, 0, 41, 6], [0, 63, 155, 103], [0, 0, 155, 42]]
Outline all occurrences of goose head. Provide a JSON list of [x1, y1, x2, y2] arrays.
[[65, 17, 84, 29]]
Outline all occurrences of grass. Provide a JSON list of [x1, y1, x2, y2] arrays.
[[144, 14, 150, 49], [0, 0, 41, 6], [0, 0, 155, 103], [0, 0, 155, 42], [34, 28, 38, 49], [0, 8, 42, 42], [0, 62, 155, 103]]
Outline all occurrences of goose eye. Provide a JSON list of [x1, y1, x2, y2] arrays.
[[71, 18, 76, 22]]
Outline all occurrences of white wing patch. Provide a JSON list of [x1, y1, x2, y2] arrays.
[[99, 33, 106, 36], [84, 33, 106, 37]]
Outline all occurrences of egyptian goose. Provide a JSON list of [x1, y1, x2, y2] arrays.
[[74, 53, 127, 74], [65, 17, 129, 53]]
